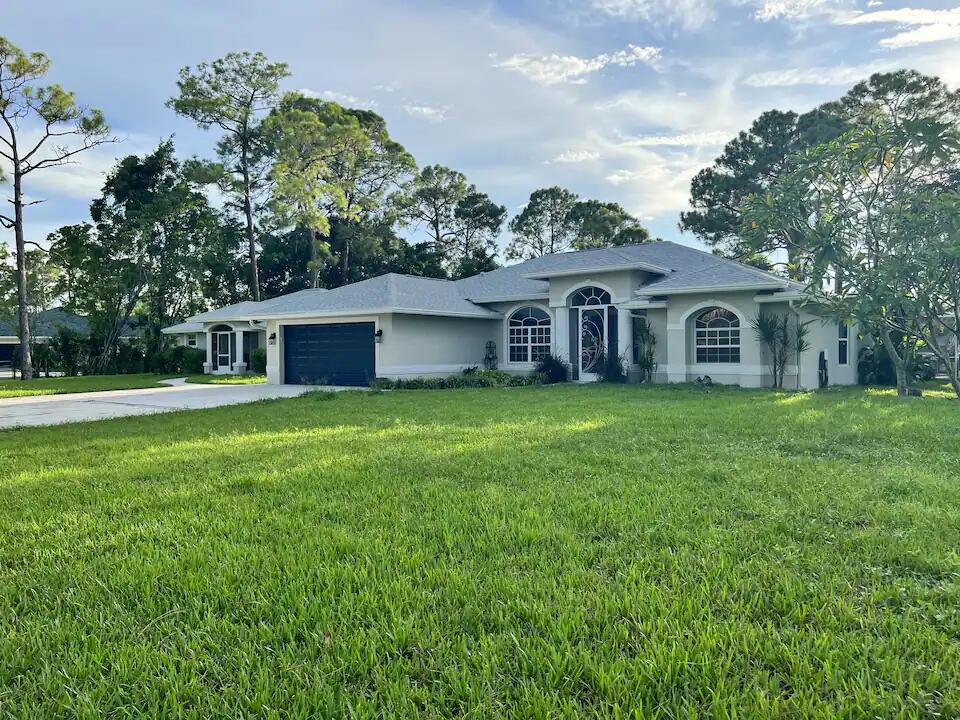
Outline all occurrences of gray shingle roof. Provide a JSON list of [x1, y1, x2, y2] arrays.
[[0, 307, 88, 338], [164, 241, 804, 328], [161, 321, 205, 334]]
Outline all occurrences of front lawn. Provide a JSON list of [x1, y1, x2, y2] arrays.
[[1, 384, 958, 717], [0, 373, 172, 399], [185, 374, 267, 385]]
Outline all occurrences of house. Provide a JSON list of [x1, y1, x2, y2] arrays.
[[0, 307, 89, 371], [162, 241, 859, 388]]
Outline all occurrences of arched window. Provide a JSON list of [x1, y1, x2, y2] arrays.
[[508, 307, 551, 363], [695, 308, 740, 363], [569, 286, 611, 307]]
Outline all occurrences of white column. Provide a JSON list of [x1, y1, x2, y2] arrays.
[[665, 306, 687, 384], [266, 321, 282, 385], [233, 330, 245, 374], [617, 306, 631, 361], [203, 331, 213, 374]]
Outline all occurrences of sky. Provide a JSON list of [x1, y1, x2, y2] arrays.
[[4, 0, 959, 258]]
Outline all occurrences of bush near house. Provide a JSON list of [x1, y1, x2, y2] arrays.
[[534, 353, 570, 384], [371, 369, 544, 390], [250, 347, 267, 374]]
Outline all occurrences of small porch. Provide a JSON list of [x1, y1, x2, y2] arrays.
[[204, 323, 265, 375]]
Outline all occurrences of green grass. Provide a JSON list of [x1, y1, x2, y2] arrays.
[[0, 373, 172, 399], [185, 374, 267, 385], [1, 384, 958, 718]]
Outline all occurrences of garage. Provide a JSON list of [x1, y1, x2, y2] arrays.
[[283, 322, 376, 386]]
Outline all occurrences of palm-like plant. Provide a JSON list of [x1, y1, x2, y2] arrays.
[[752, 311, 812, 388]]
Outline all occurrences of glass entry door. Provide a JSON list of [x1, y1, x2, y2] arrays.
[[579, 308, 606, 380], [215, 332, 232, 372]]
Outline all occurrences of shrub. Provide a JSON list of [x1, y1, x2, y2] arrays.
[[250, 347, 267, 374], [595, 351, 628, 383], [535, 354, 569, 384], [371, 370, 543, 391]]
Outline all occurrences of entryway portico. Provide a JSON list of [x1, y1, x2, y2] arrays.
[[203, 323, 264, 375]]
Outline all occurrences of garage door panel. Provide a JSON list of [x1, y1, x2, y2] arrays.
[[283, 322, 375, 386]]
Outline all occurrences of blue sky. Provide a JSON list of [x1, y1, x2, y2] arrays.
[[4, 0, 959, 256]]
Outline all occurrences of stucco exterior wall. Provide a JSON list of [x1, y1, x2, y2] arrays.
[[265, 313, 497, 384], [379, 314, 498, 377]]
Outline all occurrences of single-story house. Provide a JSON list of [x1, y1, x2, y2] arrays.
[[0, 307, 90, 369], [162, 241, 859, 388]]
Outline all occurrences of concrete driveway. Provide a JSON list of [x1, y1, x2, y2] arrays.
[[0, 379, 335, 429]]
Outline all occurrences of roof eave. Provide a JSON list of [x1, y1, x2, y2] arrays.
[[220, 306, 503, 322], [466, 293, 551, 304], [642, 282, 790, 296], [521, 262, 671, 280]]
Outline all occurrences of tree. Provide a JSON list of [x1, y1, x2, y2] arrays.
[[393, 165, 469, 251], [506, 187, 579, 260], [0, 37, 113, 380], [568, 199, 651, 249], [263, 93, 415, 288], [46, 223, 92, 306], [263, 94, 348, 288], [82, 140, 233, 369], [168, 51, 290, 301], [450, 190, 505, 277], [681, 109, 846, 275], [741, 111, 960, 396]]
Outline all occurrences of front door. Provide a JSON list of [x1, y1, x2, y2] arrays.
[[215, 332, 232, 373], [579, 307, 606, 380]]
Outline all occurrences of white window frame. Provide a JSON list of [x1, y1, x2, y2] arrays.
[[507, 307, 552, 365], [838, 322, 849, 366], [694, 308, 741, 364], [187, 333, 197, 348]]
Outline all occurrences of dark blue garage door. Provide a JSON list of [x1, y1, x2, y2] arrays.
[[283, 322, 375, 386]]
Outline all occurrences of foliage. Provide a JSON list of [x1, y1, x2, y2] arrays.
[[250, 346, 267, 374], [0, 36, 114, 380], [150, 346, 205, 375], [506, 186, 579, 260], [370, 369, 543, 390], [631, 315, 657, 383], [567, 199, 651, 248], [534, 353, 570, 384], [750, 311, 812, 389], [392, 165, 504, 277], [741, 78, 960, 396], [508, 188, 652, 260], [48, 327, 86, 376], [681, 108, 845, 273], [82, 140, 236, 371], [167, 51, 290, 301], [3, 384, 959, 714], [594, 350, 628, 383]]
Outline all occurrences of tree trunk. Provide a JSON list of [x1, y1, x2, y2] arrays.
[[13, 170, 33, 381], [342, 237, 350, 287], [881, 329, 909, 396], [309, 228, 320, 289], [241, 154, 260, 302]]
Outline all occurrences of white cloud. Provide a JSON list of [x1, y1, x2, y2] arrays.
[[620, 130, 732, 146], [547, 149, 601, 163], [494, 44, 661, 86], [606, 169, 639, 185], [753, 0, 838, 21], [743, 63, 881, 86], [299, 88, 378, 108], [590, 0, 716, 29], [402, 104, 450, 123], [841, 8, 960, 48]]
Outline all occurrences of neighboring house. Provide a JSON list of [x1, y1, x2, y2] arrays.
[[161, 321, 207, 352], [161, 241, 859, 388], [0, 307, 89, 369]]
